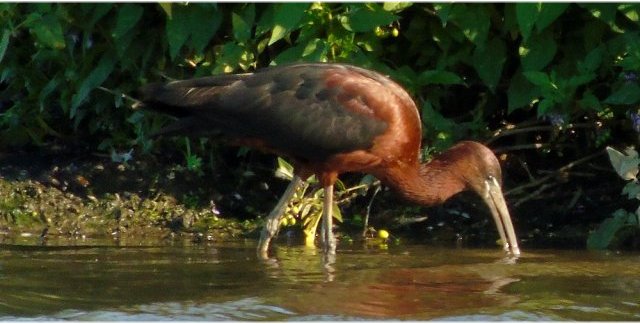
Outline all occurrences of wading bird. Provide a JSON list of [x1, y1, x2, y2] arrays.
[[138, 63, 520, 259]]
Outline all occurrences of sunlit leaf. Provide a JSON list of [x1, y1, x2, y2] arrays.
[[275, 157, 294, 180], [383, 2, 412, 12], [606, 146, 640, 181], [158, 2, 172, 18], [345, 3, 398, 33]]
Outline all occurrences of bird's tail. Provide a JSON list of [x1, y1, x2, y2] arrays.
[[135, 74, 250, 138]]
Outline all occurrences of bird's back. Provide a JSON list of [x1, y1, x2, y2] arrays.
[[139, 63, 420, 165]]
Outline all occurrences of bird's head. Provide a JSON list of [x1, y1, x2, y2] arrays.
[[430, 141, 520, 255]]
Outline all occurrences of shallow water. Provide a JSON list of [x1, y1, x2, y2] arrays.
[[0, 239, 639, 321]]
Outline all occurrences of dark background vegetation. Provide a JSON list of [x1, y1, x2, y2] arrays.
[[1, 3, 640, 249]]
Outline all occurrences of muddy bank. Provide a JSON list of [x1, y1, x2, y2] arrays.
[[0, 148, 260, 244], [0, 146, 633, 250]]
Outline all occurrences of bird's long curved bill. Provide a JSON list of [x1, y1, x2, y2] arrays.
[[483, 177, 521, 256]]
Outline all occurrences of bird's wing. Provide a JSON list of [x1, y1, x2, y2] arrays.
[[140, 64, 390, 162]]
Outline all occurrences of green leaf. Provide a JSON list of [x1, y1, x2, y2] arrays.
[[472, 38, 506, 91], [0, 29, 9, 65], [604, 83, 640, 105], [508, 71, 541, 113], [516, 3, 540, 42], [232, 5, 255, 43], [345, 4, 398, 33], [302, 39, 327, 60], [419, 70, 463, 85], [86, 4, 113, 28], [275, 157, 294, 180], [112, 4, 143, 41], [255, 5, 275, 37], [29, 14, 65, 49], [567, 73, 596, 88], [619, 3, 640, 23], [618, 35, 640, 71], [580, 3, 617, 26], [623, 181, 640, 200], [39, 77, 60, 113], [70, 53, 116, 118], [587, 209, 631, 249], [383, 2, 412, 12], [166, 5, 221, 59], [578, 90, 602, 111], [536, 98, 555, 117], [606, 146, 640, 181], [165, 5, 191, 60], [273, 43, 306, 65], [433, 3, 453, 26], [535, 3, 569, 32], [520, 30, 557, 71], [523, 71, 551, 87], [449, 4, 491, 45], [159, 2, 172, 18], [268, 3, 308, 45], [578, 45, 604, 74], [188, 6, 222, 53]]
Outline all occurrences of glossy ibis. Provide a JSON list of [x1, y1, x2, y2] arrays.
[[137, 63, 520, 258]]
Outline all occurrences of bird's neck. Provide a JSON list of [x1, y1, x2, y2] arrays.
[[376, 161, 467, 206]]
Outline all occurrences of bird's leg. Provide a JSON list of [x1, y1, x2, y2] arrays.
[[257, 175, 303, 260], [321, 184, 337, 255]]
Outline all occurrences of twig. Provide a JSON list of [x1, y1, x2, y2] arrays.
[[505, 149, 605, 197], [97, 86, 140, 104], [493, 143, 549, 153], [513, 182, 560, 207], [486, 126, 552, 145], [486, 122, 600, 145]]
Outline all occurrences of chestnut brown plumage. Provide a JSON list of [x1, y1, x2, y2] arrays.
[[138, 63, 520, 258]]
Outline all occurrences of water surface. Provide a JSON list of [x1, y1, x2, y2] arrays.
[[1, 239, 638, 320]]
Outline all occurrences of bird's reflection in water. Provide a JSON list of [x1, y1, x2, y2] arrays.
[[260, 245, 521, 319], [297, 265, 518, 318]]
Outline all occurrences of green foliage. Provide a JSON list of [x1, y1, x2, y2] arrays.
[[2, 3, 639, 152], [3, 3, 640, 238], [588, 147, 640, 249]]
